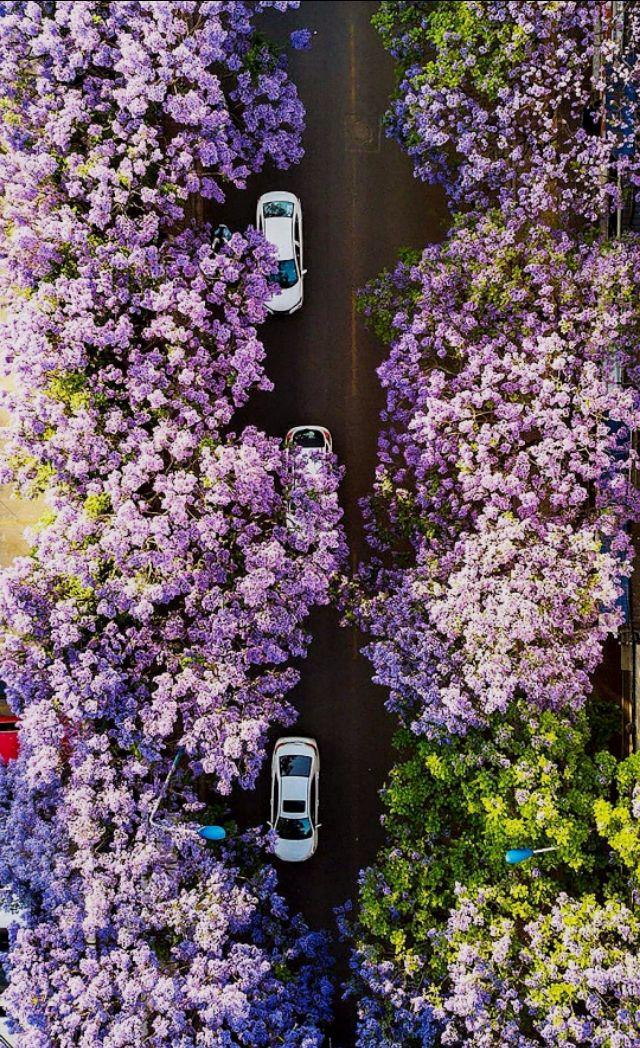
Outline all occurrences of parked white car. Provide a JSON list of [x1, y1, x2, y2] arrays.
[[256, 192, 305, 314], [285, 425, 332, 455], [284, 426, 333, 531], [270, 737, 320, 862]]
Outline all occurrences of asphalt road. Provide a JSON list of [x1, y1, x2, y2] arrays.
[[208, 3, 447, 1042]]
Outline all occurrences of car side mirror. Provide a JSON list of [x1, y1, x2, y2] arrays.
[[316, 823, 322, 829], [302, 268, 308, 276]]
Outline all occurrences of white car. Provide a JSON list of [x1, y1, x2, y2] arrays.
[[270, 737, 320, 862], [284, 427, 333, 530], [285, 425, 332, 455], [256, 192, 305, 314]]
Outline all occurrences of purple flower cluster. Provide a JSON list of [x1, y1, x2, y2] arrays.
[[359, 219, 640, 735], [349, 3, 640, 1043], [433, 886, 640, 1046], [380, 0, 640, 225], [0, 0, 306, 246], [0, 749, 334, 1045], [349, 951, 439, 1048], [0, 2, 344, 1043], [1, 420, 345, 791]]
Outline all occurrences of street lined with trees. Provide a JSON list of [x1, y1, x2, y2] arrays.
[[0, 2, 639, 1046]]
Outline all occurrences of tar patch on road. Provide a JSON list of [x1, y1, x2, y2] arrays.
[[344, 112, 382, 152]]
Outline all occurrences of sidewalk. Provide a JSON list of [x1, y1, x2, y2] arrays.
[[0, 374, 45, 568]]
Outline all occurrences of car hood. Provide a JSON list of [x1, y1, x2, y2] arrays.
[[274, 836, 315, 862]]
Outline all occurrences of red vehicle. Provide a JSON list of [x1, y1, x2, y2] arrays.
[[0, 718, 19, 764]]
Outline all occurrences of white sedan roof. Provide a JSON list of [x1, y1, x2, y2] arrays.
[[258, 191, 299, 262], [281, 776, 308, 802], [264, 216, 294, 260]]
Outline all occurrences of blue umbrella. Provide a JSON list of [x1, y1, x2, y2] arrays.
[[506, 846, 558, 865]]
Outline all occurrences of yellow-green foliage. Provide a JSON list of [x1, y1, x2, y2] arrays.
[[373, 1, 527, 99], [84, 493, 112, 519], [45, 371, 91, 412], [356, 704, 618, 978], [595, 752, 640, 880]]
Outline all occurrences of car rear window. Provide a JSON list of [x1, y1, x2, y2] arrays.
[[293, 429, 325, 449], [264, 200, 294, 218], [279, 754, 312, 777], [282, 800, 306, 814]]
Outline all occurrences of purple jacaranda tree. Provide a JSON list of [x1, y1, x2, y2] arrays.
[[0, 2, 342, 1044], [0, 742, 333, 1047], [0, 1, 306, 271], [345, 4, 640, 1045], [0, 423, 344, 792], [373, 0, 640, 226], [357, 217, 640, 736], [1, 228, 278, 496]]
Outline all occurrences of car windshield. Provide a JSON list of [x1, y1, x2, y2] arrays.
[[280, 754, 312, 777], [292, 429, 324, 449], [268, 259, 298, 290], [276, 817, 312, 840], [264, 200, 294, 218]]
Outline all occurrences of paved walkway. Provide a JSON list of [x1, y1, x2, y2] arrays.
[[0, 374, 45, 567]]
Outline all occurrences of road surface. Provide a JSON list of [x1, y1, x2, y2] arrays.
[[207, 2, 447, 1040]]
